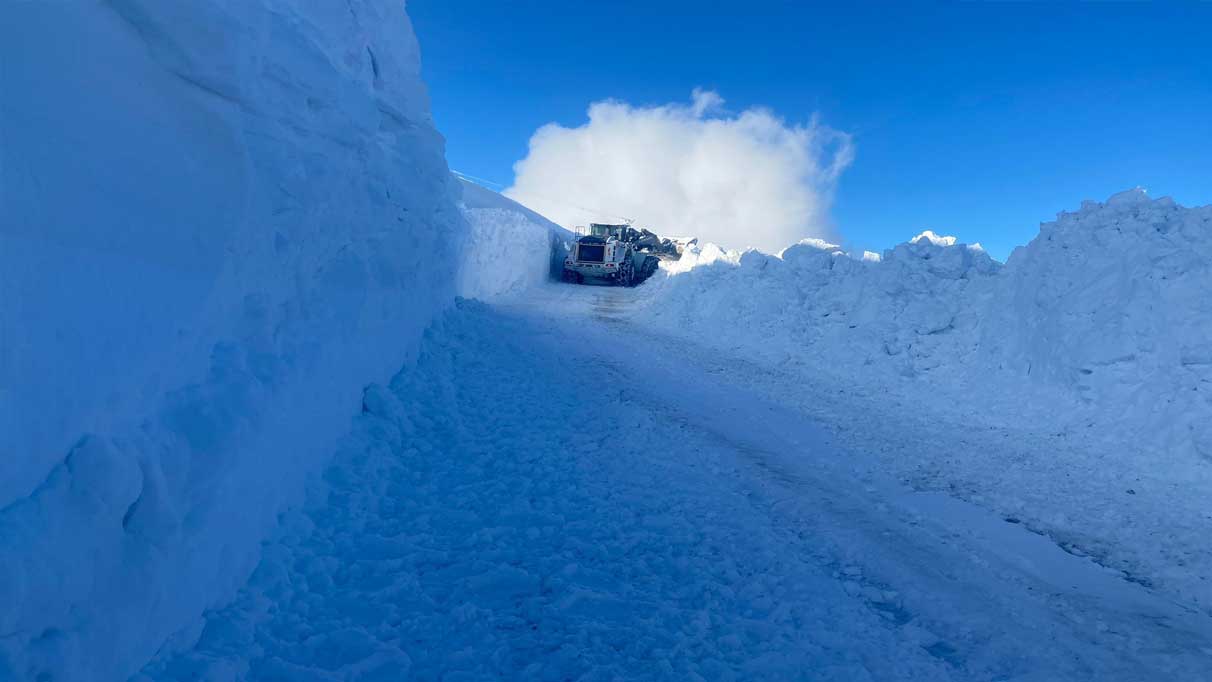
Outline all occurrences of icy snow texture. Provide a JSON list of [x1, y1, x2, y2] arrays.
[[456, 178, 574, 300], [641, 189, 1212, 459], [983, 189, 1212, 458], [0, 2, 462, 680]]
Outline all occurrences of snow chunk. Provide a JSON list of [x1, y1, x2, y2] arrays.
[[1105, 187, 1150, 206], [663, 241, 741, 274], [781, 237, 842, 255], [910, 230, 957, 247]]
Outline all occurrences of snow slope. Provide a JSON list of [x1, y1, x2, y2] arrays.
[[645, 232, 1000, 380], [640, 190, 1212, 462], [0, 2, 462, 680], [3, 0, 1209, 676], [456, 177, 574, 300], [982, 189, 1212, 458]]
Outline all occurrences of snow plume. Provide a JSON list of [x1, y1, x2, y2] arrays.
[[506, 89, 853, 253], [457, 178, 575, 299]]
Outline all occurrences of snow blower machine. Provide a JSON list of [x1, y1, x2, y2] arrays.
[[562, 223, 679, 287]]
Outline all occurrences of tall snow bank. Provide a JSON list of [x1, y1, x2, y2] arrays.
[[0, 2, 462, 679], [456, 178, 574, 300], [982, 189, 1212, 457], [643, 234, 999, 379], [640, 190, 1212, 459]]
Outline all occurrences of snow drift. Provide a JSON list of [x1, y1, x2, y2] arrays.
[[457, 178, 574, 300], [640, 189, 1212, 460], [0, 2, 462, 679]]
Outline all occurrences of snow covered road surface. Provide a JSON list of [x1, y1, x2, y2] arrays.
[[140, 286, 1212, 680]]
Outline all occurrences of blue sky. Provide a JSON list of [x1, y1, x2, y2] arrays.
[[409, 1, 1212, 260]]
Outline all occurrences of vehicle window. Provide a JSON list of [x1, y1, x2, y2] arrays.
[[577, 244, 605, 262]]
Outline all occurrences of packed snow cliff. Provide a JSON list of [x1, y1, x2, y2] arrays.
[[0, 2, 462, 680], [457, 178, 574, 300], [640, 189, 1212, 461], [983, 190, 1212, 457]]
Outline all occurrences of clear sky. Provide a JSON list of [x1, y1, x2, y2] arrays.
[[408, 1, 1212, 260]]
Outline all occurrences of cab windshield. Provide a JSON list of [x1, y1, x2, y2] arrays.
[[577, 244, 605, 262]]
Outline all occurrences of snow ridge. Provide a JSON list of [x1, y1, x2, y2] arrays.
[[644, 229, 999, 379], [641, 190, 1212, 459]]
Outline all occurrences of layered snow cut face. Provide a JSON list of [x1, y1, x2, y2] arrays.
[[506, 89, 853, 253]]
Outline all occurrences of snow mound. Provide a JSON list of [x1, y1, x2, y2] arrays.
[[983, 190, 1212, 457], [457, 178, 574, 299], [0, 2, 462, 679], [644, 232, 998, 377], [641, 190, 1212, 460]]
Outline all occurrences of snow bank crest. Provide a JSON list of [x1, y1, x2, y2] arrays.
[[910, 230, 957, 247], [985, 189, 1212, 456]]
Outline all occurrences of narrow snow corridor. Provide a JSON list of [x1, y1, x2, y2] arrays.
[[139, 291, 1212, 681]]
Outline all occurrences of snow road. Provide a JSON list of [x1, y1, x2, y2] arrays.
[[139, 285, 1212, 681]]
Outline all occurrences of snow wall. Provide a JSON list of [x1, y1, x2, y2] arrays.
[[0, 2, 464, 679], [457, 178, 574, 300], [982, 191, 1212, 458], [641, 189, 1212, 460]]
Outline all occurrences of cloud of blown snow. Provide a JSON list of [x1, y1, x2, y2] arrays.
[[505, 89, 853, 253]]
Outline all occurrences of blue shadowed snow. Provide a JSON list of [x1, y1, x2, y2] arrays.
[[137, 294, 1212, 681], [139, 300, 949, 679]]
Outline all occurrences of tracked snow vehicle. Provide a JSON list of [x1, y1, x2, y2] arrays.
[[562, 223, 661, 286]]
